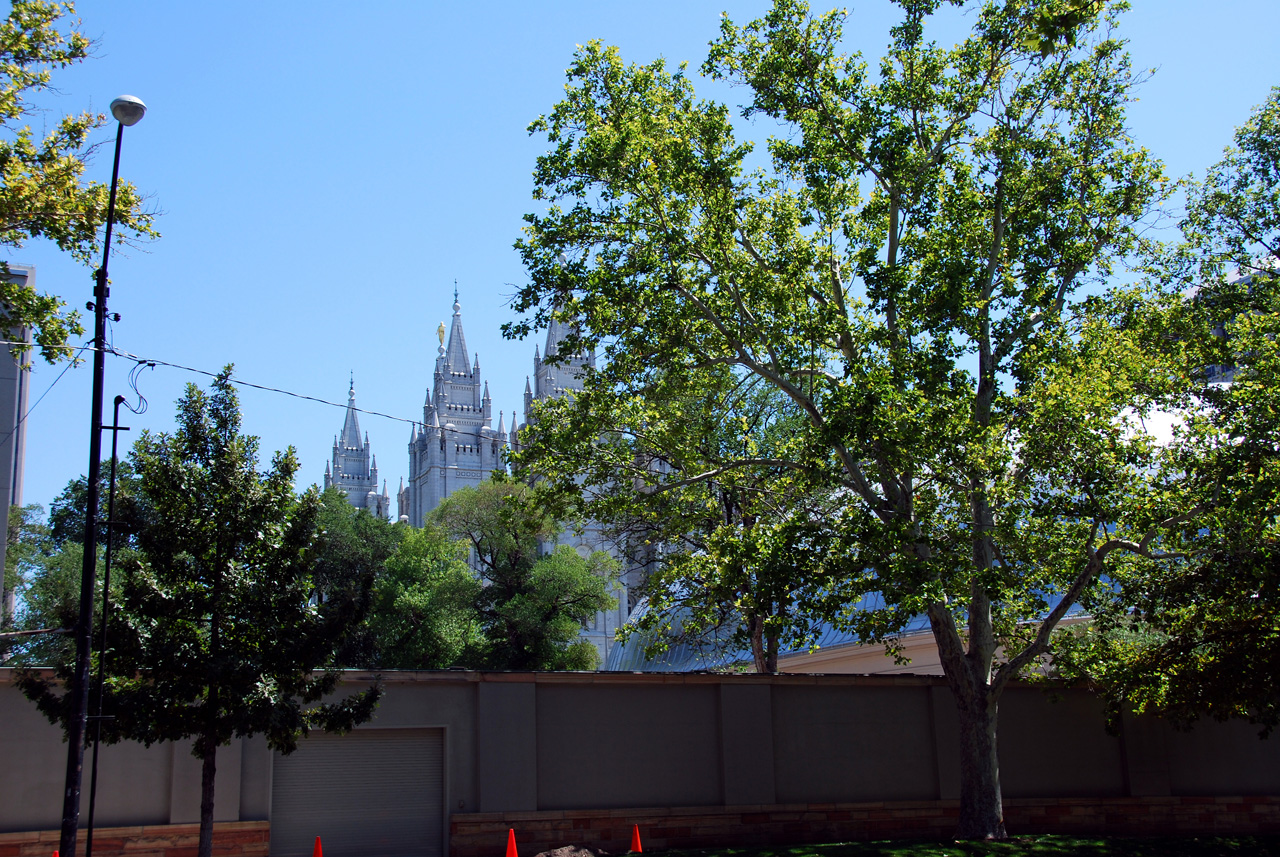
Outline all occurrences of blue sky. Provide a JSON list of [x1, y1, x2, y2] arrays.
[[9, 0, 1279, 514]]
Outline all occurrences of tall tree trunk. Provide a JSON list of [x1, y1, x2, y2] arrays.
[[198, 739, 218, 857], [764, 626, 778, 674], [928, 603, 1007, 840], [748, 614, 766, 673], [954, 685, 1005, 839]]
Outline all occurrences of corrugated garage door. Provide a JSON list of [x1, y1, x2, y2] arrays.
[[270, 728, 443, 857]]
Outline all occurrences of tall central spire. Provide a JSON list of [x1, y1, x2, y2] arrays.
[[443, 291, 469, 372], [340, 377, 362, 448], [404, 287, 505, 528]]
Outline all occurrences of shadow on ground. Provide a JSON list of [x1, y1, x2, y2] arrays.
[[660, 836, 1280, 857]]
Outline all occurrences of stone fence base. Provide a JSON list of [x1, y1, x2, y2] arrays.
[[0, 821, 269, 857], [450, 796, 1280, 857]]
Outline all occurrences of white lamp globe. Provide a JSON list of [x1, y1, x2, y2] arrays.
[[110, 95, 146, 127]]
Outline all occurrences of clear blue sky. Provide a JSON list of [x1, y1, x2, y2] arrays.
[[10, 0, 1278, 515]]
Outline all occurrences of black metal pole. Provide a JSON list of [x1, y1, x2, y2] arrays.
[[60, 119, 124, 857], [85, 395, 128, 857]]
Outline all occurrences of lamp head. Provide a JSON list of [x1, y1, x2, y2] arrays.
[[110, 95, 146, 127]]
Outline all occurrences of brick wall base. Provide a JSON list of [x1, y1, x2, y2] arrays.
[[5, 798, 1275, 857], [450, 797, 1280, 857], [0, 820, 269, 857]]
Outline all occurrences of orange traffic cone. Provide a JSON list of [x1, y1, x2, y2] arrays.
[[630, 824, 643, 853], [506, 828, 518, 857], [313, 836, 323, 857]]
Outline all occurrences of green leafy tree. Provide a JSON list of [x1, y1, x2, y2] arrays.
[[0, 0, 158, 362], [4, 503, 40, 623], [4, 548, 81, 665], [18, 371, 379, 857], [433, 479, 617, 670], [2, 503, 65, 662], [508, 0, 1192, 838], [1053, 89, 1280, 736], [46, 457, 140, 547], [2, 460, 138, 665], [309, 488, 487, 669], [366, 524, 483, 669], [1179, 86, 1280, 283]]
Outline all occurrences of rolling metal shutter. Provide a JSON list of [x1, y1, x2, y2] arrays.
[[270, 728, 444, 857]]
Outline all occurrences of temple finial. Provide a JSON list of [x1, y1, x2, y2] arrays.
[[454, 279, 458, 304]]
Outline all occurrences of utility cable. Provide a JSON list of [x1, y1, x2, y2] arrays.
[[106, 346, 419, 426], [0, 339, 424, 432], [0, 341, 94, 448], [122, 360, 152, 416]]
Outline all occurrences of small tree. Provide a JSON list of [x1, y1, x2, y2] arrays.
[[433, 479, 617, 670], [19, 370, 379, 857]]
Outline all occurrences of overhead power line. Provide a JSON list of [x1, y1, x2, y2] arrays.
[[0, 341, 93, 448], [106, 346, 419, 426], [0, 340, 427, 439]]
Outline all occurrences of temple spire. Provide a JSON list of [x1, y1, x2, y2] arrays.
[[340, 380, 362, 448], [442, 292, 469, 371], [325, 378, 389, 520], [545, 316, 568, 358]]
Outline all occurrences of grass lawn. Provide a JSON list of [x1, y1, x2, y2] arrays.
[[657, 836, 1280, 856]]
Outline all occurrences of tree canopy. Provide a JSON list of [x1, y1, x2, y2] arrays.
[[364, 523, 483, 669], [502, 0, 1269, 838], [1053, 88, 1280, 737], [433, 479, 617, 670], [2, 501, 94, 665], [0, 0, 157, 362], [46, 457, 140, 548], [309, 487, 406, 667]]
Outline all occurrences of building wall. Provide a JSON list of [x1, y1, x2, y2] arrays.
[[4, 670, 1279, 852], [0, 264, 31, 622], [776, 616, 1092, 676]]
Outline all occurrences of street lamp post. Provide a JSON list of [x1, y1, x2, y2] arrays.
[[59, 94, 146, 857]]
